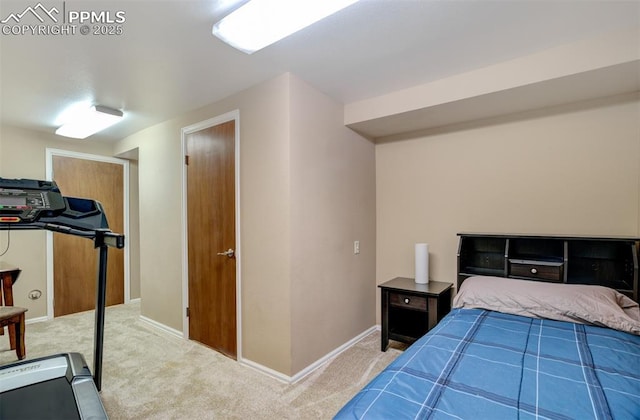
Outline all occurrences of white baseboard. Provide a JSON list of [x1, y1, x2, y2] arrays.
[[25, 316, 48, 325], [139, 315, 183, 339], [240, 325, 379, 384], [128, 298, 141, 304], [136, 317, 379, 385], [290, 325, 378, 384], [239, 358, 291, 384]]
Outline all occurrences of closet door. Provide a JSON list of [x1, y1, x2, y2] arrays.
[[53, 155, 124, 316]]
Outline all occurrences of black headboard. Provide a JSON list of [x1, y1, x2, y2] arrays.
[[457, 233, 640, 302]]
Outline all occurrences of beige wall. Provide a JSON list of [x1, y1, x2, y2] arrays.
[[289, 76, 376, 373], [115, 119, 187, 337], [0, 125, 120, 318], [127, 159, 141, 300], [375, 93, 640, 322], [115, 74, 294, 373]]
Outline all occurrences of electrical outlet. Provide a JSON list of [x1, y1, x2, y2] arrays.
[[28, 289, 42, 300], [354, 240, 360, 255]]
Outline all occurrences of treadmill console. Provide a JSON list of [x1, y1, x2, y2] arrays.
[[0, 178, 66, 223]]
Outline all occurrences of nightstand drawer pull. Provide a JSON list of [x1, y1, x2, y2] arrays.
[[531, 268, 538, 274], [390, 293, 427, 311]]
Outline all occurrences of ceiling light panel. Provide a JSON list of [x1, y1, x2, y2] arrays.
[[55, 105, 123, 139], [213, 0, 360, 54]]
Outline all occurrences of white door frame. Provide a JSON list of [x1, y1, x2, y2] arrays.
[[45, 148, 130, 319], [181, 109, 242, 360]]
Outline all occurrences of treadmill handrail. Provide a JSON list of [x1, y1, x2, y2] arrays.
[[1, 202, 124, 391], [0, 222, 124, 249]]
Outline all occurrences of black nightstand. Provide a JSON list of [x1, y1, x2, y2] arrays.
[[379, 277, 452, 351]]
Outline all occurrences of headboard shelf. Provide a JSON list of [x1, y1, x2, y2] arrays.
[[457, 233, 640, 302]]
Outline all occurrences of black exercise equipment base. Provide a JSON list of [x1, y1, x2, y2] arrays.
[[0, 352, 107, 419]]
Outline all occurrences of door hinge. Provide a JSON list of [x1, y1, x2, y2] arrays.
[[186, 307, 190, 317], [185, 155, 189, 165]]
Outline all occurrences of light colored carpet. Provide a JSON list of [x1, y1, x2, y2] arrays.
[[0, 302, 403, 419]]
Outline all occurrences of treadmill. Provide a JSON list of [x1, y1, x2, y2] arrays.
[[0, 178, 124, 419]]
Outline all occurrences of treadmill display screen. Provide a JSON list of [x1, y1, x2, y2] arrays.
[[0, 196, 26, 207]]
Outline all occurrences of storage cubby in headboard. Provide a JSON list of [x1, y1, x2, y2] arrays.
[[457, 233, 639, 302]]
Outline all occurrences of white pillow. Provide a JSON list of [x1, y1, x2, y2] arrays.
[[453, 276, 640, 335]]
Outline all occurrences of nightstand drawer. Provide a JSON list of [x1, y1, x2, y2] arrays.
[[389, 293, 427, 311], [509, 259, 563, 282], [379, 278, 453, 351]]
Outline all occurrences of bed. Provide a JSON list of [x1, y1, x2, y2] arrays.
[[335, 276, 640, 419]]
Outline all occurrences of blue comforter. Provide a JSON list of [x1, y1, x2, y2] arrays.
[[335, 308, 640, 419]]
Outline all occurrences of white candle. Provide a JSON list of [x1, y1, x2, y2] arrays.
[[415, 243, 429, 284]]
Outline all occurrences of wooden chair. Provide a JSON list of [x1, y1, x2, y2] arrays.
[[0, 306, 27, 360]]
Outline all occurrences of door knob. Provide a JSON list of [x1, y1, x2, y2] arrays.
[[217, 248, 235, 258]]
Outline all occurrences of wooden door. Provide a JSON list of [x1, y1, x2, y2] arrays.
[[186, 120, 237, 359], [52, 156, 125, 317]]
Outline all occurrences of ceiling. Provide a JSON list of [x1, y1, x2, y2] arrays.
[[1, 0, 638, 143]]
